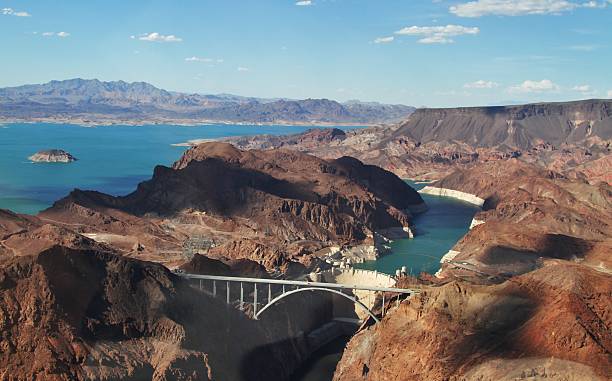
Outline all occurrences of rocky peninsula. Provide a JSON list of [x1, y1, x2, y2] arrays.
[[28, 149, 77, 163], [30, 142, 425, 271]]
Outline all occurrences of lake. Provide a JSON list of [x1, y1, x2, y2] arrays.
[[0, 123, 478, 279], [354, 180, 479, 276], [0, 123, 362, 214]]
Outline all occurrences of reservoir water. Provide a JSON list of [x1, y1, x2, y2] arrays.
[[1, 123, 479, 279], [293, 183, 479, 381], [355, 180, 479, 276], [0, 123, 362, 214]]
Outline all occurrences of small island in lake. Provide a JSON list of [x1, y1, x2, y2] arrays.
[[28, 149, 78, 163]]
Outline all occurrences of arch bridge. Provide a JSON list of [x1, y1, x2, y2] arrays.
[[180, 273, 419, 322]]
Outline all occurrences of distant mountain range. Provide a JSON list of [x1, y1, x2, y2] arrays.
[[0, 79, 415, 125]]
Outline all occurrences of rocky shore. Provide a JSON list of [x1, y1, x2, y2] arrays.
[[24, 143, 425, 273], [418, 186, 485, 207]]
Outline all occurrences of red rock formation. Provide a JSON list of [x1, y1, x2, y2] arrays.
[[221, 100, 612, 185], [0, 245, 301, 380], [429, 160, 611, 280], [38, 143, 425, 272], [334, 261, 611, 381]]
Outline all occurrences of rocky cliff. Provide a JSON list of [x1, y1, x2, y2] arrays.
[[0, 245, 291, 380], [37, 143, 425, 271], [393, 100, 612, 149], [334, 262, 612, 380], [332, 156, 611, 380], [429, 159, 611, 281], [220, 100, 612, 184]]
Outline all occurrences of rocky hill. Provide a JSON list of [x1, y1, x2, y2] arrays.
[[0, 244, 331, 380], [393, 100, 612, 149], [335, 261, 612, 380], [28, 149, 77, 163], [220, 100, 612, 183], [36, 143, 425, 271], [429, 160, 611, 282], [0, 79, 414, 125]]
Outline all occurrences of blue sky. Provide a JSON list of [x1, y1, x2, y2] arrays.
[[1, 0, 611, 107]]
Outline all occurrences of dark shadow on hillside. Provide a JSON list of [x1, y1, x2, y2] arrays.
[[239, 289, 359, 381], [479, 233, 593, 277]]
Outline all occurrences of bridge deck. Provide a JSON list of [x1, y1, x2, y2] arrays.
[[180, 273, 420, 294], [180, 273, 420, 322]]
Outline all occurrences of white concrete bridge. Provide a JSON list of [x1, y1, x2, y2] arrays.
[[181, 273, 419, 323]]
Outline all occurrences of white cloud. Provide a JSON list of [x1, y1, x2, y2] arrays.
[[185, 56, 214, 63], [464, 80, 499, 88], [607, 90, 612, 98], [450, 0, 608, 18], [41, 32, 70, 38], [567, 44, 597, 51], [572, 84, 591, 92], [295, 0, 312, 5], [395, 24, 480, 44], [373, 36, 394, 44], [137, 32, 182, 42], [509, 79, 560, 93], [237, 67, 250, 72], [419, 36, 454, 44], [2, 8, 31, 17]]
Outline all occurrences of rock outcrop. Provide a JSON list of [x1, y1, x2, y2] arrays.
[[28, 149, 77, 163], [0, 245, 290, 381], [393, 100, 612, 149], [37, 143, 425, 272], [425, 159, 612, 281], [220, 100, 612, 184], [334, 262, 612, 381]]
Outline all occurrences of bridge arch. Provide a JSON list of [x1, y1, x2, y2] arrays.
[[254, 286, 380, 323]]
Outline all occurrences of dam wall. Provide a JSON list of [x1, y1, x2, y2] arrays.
[[308, 268, 396, 320], [418, 186, 485, 207], [315, 268, 396, 288]]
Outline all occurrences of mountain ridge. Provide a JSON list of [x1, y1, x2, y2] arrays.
[[0, 78, 415, 125]]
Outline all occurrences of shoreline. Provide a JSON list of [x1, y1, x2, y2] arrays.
[[418, 186, 485, 207], [0, 117, 375, 129]]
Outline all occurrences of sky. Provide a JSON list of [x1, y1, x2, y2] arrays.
[[1, 0, 611, 107]]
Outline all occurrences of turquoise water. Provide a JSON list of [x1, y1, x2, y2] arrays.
[[0, 123, 363, 215], [355, 181, 479, 275], [0, 124, 477, 277]]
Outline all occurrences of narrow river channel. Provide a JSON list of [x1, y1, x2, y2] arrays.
[[292, 181, 480, 380]]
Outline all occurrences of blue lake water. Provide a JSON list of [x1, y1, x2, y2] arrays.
[[0, 123, 477, 277], [354, 180, 479, 276], [0, 123, 363, 215]]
